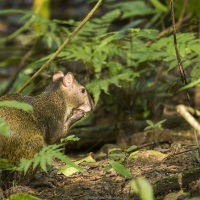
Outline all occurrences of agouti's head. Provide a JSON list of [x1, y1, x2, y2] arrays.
[[52, 71, 94, 115]]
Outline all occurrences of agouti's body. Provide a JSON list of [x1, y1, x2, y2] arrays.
[[0, 71, 94, 164]]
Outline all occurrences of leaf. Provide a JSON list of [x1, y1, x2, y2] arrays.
[[0, 9, 29, 15], [61, 135, 80, 142], [146, 120, 154, 127], [112, 2, 155, 19], [40, 154, 48, 172], [87, 69, 137, 104], [0, 117, 9, 137], [125, 145, 138, 152], [17, 158, 33, 175], [108, 148, 123, 154], [56, 152, 81, 171], [74, 154, 96, 165], [110, 161, 132, 179], [128, 151, 139, 160], [16, 144, 80, 175], [60, 166, 79, 177], [103, 164, 112, 172], [191, 44, 200, 54], [144, 126, 152, 131], [0, 101, 33, 112], [59, 154, 96, 176], [130, 177, 154, 200], [150, 0, 168, 12], [9, 193, 41, 200], [179, 78, 200, 91], [155, 119, 166, 127], [32, 153, 41, 170], [81, 155, 96, 163]]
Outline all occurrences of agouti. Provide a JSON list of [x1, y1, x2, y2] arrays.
[[0, 71, 94, 164]]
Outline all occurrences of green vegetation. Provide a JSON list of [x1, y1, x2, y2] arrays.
[[0, 0, 199, 198]]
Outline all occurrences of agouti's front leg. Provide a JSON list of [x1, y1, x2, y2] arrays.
[[65, 109, 85, 131]]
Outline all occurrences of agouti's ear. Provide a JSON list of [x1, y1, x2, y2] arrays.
[[63, 72, 74, 87], [53, 71, 64, 81]]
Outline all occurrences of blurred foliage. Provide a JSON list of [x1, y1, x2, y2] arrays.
[[9, 193, 41, 200], [0, 1, 199, 197], [32, 0, 50, 32], [130, 177, 154, 200], [17, 143, 80, 175], [0, 0, 199, 124]]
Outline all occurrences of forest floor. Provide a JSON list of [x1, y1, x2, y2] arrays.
[[1, 126, 200, 200]]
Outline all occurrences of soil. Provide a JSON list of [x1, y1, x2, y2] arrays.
[[1, 127, 200, 200]]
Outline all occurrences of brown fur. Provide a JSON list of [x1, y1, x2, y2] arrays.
[[0, 72, 94, 164]]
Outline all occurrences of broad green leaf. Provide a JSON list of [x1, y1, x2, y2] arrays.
[[130, 177, 154, 200], [110, 161, 132, 179], [0, 101, 33, 112]]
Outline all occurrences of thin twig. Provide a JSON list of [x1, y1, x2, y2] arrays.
[[17, 0, 103, 93], [170, 0, 191, 106], [171, 0, 200, 151]]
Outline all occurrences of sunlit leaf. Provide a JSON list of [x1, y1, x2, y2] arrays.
[[60, 166, 79, 177], [9, 193, 41, 200], [110, 161, 132, 179], [130, 177, 154, 200]]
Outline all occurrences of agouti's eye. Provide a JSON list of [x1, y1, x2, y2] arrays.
[[81, 88, 85, 93]]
